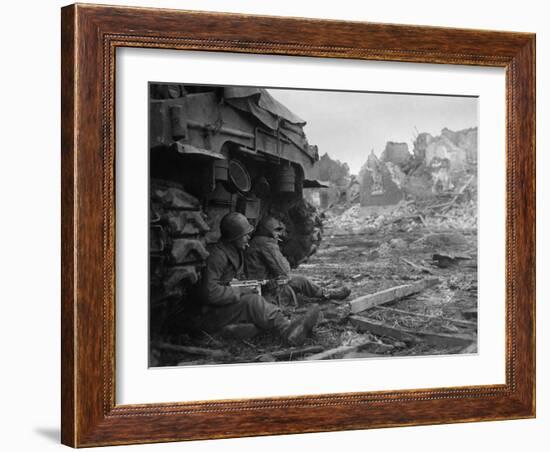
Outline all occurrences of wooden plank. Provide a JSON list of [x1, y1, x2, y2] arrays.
[[305, 340, 394, 361], [256, 346, 324, 362], [271, 345, 323, 359], [414, 331, 477, 348], [305, 344, 363, 361], [400, 257, 435, 275], [349, 278, 439, 314], [440, 175, 474, 214], [350, 316, 475, 347], [342, 351, 381, 359], [462, 308, 478, 320], [375, 306, 478, 328], [350, 316, 418, 343], [153, 342, 230, 359], [461, 343, 478, 354]]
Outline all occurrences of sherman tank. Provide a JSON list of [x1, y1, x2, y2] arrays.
[[149, 84, 325, 339]]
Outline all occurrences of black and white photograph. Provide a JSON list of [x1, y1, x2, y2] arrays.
[[149, 83, 479, 367]]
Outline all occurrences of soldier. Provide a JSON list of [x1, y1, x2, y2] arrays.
[[246, 215, 351, 304], [198, 212, 320, 346]]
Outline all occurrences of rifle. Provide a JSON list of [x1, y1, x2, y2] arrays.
[[229, 278, 289, 297]]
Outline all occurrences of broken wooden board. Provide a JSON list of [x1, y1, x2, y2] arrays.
[[374, 306, 477, 328], [305, 340, 393, 361], [462, 308, 478, 320], [349, 316, 418, 343], [460, 342, 478, 354], [349, 278, 439, 314], [176, 360, 205, 366], [400, 257, 435, 275], [256, 345, 323, 362], [342, 351, 382, 359], [414, 331, 476, 348], [440, 175, 474, 214], [350, 316, 475, 347], [305, 343, 365, 361], [153, 342, 230, 359]]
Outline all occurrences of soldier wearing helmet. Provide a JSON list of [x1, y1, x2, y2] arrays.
[[198, 212, 319, 346], [246, 215, 351, 303]]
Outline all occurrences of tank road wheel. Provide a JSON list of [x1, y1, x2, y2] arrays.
[[279, 199, 324, 268], [149, 179, 210, 349]]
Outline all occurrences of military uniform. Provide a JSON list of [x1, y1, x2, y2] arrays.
[[196, 212, 320, 346], [246, 235, 325, 303], [198, 241, 290, 334]]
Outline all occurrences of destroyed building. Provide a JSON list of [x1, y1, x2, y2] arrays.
[[359, 148, 406, 206], [345, 175, 361, 204], [304, 153, 352, 209], [380, 141, 411, 167], [359, 128, 477, 206]]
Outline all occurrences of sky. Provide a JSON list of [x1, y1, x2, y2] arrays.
[[268, 88, 478, 175]]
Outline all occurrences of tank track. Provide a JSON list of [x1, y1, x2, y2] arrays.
[[149, 179, 210, 340]]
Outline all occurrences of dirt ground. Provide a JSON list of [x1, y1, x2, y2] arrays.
[[156, 198, 478, 367]]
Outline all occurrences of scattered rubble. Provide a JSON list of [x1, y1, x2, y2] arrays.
[[325, 192, 477, 236]]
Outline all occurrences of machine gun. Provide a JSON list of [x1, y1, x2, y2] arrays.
[[229, 278, 289, 297]]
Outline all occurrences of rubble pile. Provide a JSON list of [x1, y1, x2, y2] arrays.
[[323, 204, 364, 230], [325, 193, 476, 235], [422, 199, 477, 230], [324, 201, 411, 233]]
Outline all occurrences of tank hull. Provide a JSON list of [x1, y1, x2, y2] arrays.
[[149, 84, 324, 340]]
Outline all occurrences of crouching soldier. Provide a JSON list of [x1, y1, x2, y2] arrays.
[[198, 212, 320, 346], [246, 216, 351, 305]]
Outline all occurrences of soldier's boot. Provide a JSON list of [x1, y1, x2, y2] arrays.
[[282, 304, 321, 346], [322, 286, 351, 301]]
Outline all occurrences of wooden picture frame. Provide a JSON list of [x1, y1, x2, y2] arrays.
[[61, 3, 535, 447]]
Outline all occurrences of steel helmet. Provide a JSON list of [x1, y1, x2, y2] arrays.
[[219, 212, 254, 242]]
